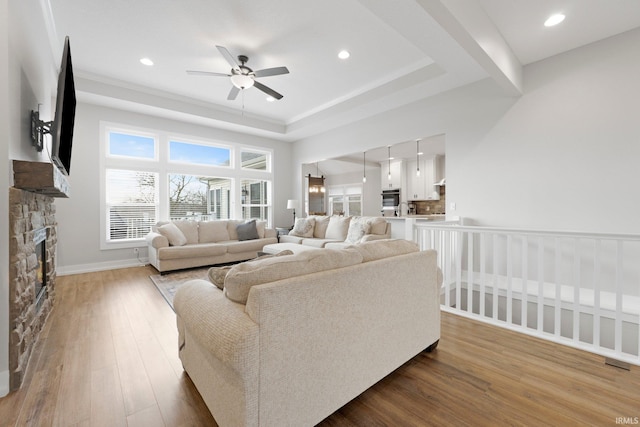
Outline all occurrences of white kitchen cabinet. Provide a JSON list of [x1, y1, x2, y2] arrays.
[[406, 159, 426, 200], [380, 159, 403, 190], [406, 156, 440, 200]]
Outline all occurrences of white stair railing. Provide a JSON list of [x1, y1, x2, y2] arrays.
[[415, 222, 640, 366]]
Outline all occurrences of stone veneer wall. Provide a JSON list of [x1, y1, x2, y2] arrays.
[[8, 187, 57, 391]]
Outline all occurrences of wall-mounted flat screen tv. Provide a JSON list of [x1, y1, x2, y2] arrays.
[[50, 36, 76, 176]]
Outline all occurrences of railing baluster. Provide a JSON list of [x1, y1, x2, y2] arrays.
[[593, 239, 601, 351], [507, 234, 513, 325], [522, 235, 529, 328], [467, 232, 474, 314], [480, 233, 486, 318], [538, 237, 544, 334], [554, 237, 562, 338], [573, 238, 581, 344], [615, 240, 623, 354]]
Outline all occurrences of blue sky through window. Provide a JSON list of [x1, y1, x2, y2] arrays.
[[109, 132, 155, 158], [170, 141, 230, 166]]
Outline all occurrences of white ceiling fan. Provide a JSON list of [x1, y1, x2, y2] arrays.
[[187, 45, 289, 100]]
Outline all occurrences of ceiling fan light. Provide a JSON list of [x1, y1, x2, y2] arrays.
[[231, 74, 254, 89], [544, 13, 565, 27]]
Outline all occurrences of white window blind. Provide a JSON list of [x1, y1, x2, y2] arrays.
[[106, 169, 158, 241]]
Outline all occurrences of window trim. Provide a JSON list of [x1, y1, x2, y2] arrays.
[[100, 122, 274, 250]]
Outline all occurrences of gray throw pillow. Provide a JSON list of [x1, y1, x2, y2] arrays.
[[236, 220, 259, 241]]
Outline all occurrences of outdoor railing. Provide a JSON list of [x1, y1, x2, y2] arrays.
[[415, 221, 640, 366]]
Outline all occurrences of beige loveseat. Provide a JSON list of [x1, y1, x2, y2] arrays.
[[173, 239, 441, 426], [145, 219, 277, 273], [279, 215, 390, 249]]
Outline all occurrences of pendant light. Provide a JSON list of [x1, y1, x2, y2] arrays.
[[387, 146, 392, 181], [362, 151, 367, 183], [416, 139, 421, 177]]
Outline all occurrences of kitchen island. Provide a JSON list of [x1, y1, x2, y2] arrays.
[[384, 215, 448, 239]]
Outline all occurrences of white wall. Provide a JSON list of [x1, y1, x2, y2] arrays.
[[293, 28, 640, 236], [55, 103, 294, 274], [2, 0, 58, 397]]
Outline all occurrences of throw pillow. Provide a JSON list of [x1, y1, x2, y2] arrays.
[[345, 217, 371, 244], [157, 222, 187, 246], [237, 220, 260, 241], [311, 215, 330, 238], [173, 220, 199, 244], [208, 265, 233, 289], [290, 217, 315, 238], [207, 249, 294, 290], [367, 217, 388, 236], [325, 216, 352, 240]]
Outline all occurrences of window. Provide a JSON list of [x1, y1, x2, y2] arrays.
[[168, 174, 232, 220], [241, 149, 269, 171], [329, 185, 362, 216], [101, 125, 273, 249], [169, 140, 231, 166], [108, 132, 155, 159], [241, 179, 270, 221], [105, 169, 158, 241]]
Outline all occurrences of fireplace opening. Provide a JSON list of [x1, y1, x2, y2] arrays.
[[34, 227, 47, 311]]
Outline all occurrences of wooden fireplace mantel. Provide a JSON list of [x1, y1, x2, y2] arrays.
[[12, 160, 70, 198]]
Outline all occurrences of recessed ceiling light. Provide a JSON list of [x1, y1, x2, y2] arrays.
[[338, 50, 350, 60], [140, 57, 154, 66], [544, 13, 565, 27], [266, 96, 275, 102]]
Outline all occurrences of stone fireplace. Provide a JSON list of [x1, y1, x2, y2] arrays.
[[8, 187, 57, 391]]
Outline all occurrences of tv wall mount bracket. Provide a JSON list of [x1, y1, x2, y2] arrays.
[[30, 109, 51, 152]]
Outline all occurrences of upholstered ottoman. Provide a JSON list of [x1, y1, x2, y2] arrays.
[[261, 242, 322, 255]]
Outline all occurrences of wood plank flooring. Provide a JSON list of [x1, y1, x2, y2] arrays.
[[1, 265, 638, 426]]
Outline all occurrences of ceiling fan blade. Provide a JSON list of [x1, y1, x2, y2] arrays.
[[253, 81, 283, 100], [227, 86, 240, 101], [186, 70, 231, 77], [253, 66, 290, 78], [216, 45, 241, 73]]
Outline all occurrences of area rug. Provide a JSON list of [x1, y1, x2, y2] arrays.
[[150, 267, 210, 310]]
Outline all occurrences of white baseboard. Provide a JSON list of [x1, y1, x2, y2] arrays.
[[0, 370, 9, 397], [57, 257, 149, 276]]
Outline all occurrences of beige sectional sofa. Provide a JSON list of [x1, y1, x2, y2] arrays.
[[279, 215, 391, 249], [173, 239, 441, 426], [145, 219, 277, 273]]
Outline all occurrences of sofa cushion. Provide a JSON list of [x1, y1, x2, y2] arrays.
[[278, 234, 303, 244], [157, 222, 188, 246], [325, 216, 351, 240], [225, 239, 272, 254], [256, 220, 267, 238], [173, 220, 199, 244], [290, 217, 315, 238], [237, 220, 260, 241], [310, 215, 330, 238], [227, 220, 245, 240], [350, 239, 420, 262], [158, 243, 227, 260], [207, 249, 295, 290], [301, 238, 342, 248], [224, 248, 364, 304], [199, 220, 230, 243], [345, 217, 371, 244]]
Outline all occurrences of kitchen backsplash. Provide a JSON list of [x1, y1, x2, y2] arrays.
[[414, 188, 446, 214]]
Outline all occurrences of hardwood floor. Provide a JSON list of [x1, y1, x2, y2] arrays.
[[1, 266, 638, 426]]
